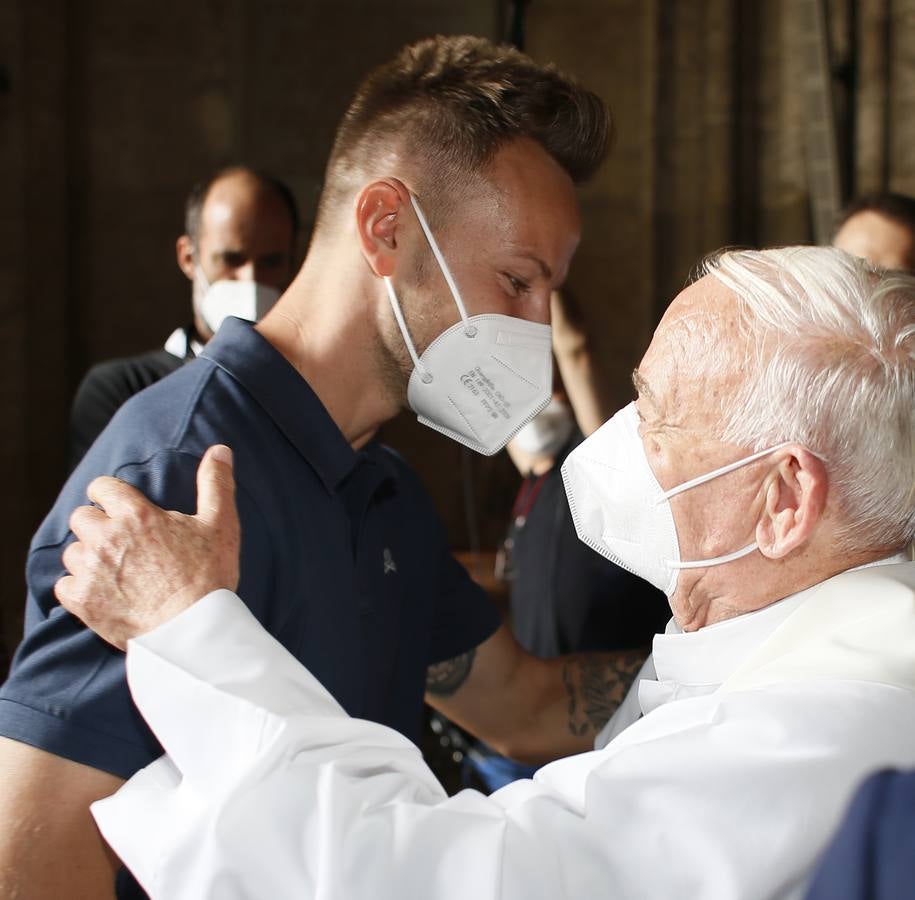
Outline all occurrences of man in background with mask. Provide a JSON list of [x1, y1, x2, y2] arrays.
[[67, 165, 298, 470], [0, 36, 632, 900], [56, 246, 915, 899]]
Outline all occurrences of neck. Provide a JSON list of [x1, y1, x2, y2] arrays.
[[255, 242, 402, 449], [672, 542, 902, 632], [506, 441, 556, 477]]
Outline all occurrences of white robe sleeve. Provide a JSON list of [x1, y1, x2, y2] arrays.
[[92, 590, 915, 900]]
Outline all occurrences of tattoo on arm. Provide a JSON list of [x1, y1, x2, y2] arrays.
[[425, 648, 477, 698], [562, 651, 646, 738]]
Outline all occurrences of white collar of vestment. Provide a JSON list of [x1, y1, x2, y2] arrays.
[[642, 552, 910, 717]]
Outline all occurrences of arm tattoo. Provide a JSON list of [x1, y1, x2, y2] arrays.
[[562, 650, 646, 737], [425, 648, 477, 698]]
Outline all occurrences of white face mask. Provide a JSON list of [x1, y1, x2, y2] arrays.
[[511, 396, 576, 458], [195, 268, 282, 336], [383, 195, 553, 456], [561, 402, 788, 597]]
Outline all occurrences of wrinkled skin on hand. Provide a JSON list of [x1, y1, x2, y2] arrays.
[[55, 445, 240, 650]]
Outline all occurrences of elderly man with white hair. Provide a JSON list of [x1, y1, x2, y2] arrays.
[[56, 246, 915, 900]]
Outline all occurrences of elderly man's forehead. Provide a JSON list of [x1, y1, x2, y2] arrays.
[[638, 275, 743, 417], [657, 274, 738, 332]]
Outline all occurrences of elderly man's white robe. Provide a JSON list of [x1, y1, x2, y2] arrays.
[[94, 561, 915, 900]]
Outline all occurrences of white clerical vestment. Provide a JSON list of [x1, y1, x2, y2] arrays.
[[94, 561, 915, 899]]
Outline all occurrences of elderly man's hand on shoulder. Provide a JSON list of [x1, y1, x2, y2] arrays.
[[56, 444, 240, 649]]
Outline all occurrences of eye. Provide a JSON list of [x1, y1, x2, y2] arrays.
[[259, 252, 288, 269], [502, 272, 531, 296], [221, 251, 247, 269]]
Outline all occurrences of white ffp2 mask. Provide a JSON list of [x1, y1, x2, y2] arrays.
[[383, 195, 552, 456], [511, 396, 576, 458], [195, 270, 282, 335], [561, 402, 789, 597]]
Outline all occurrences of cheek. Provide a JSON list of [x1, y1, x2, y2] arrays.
[[639, 429, 675, 493]]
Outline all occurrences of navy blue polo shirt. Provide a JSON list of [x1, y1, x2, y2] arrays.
[[0, 318, 500, 778]]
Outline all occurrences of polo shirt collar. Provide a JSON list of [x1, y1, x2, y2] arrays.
[[200, 317, 359, 492]]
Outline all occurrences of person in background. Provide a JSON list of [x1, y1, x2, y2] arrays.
[[67, 165, 299, 470], [805, 768, 915, 900], [832, 191, 915, 272], [467, 363, 670, 791]]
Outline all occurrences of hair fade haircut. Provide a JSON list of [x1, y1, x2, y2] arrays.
[[316, 35, 611, 229], [184, 165, 301, 246]]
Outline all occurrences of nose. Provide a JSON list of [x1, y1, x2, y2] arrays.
[[517, 291, 551, 326], [233, 262, 256, 282]]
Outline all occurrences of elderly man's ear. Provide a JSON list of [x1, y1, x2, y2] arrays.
[[756, 447, 829, 559]]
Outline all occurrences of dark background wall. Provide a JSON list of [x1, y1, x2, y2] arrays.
[[2, 0, 914, 660]]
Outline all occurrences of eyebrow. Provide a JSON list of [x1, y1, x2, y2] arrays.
[[631, 368, 655, 403], [516, 252, 553, 281]]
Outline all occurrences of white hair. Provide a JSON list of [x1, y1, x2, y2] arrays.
[[705, 246, 915, 553]]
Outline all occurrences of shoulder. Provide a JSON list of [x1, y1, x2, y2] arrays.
[[77, 349, 184, 402]]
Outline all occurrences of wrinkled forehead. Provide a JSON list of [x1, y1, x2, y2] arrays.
[[639, 276, 745, 422]]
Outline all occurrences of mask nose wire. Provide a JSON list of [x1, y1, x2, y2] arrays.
[[408, 194, 477, 338]]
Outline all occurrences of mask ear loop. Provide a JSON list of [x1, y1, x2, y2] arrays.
[[194, 254, 212, 296], [409, 194, 478, 339], [383, 276, 433, 384], [658, 441, 793, 571]]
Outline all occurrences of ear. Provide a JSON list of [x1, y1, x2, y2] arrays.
[[355, 179, 410, 278], [756, 446, 828, 559], [176, 235, 196, 282]]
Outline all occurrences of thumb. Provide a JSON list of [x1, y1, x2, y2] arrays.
[[195, 444, 237, 528]]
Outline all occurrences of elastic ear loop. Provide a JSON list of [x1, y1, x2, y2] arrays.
[[382, 193, 479, 386], [408, 194, 478, 339], [383, 276, 433, 384], [658, 441, 793, 571]]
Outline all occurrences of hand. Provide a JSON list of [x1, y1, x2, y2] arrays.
[[55, 445, 240, 650]]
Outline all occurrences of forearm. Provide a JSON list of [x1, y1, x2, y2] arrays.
[[550, 292, 610, 438], [440, 649, 646, 766], [0, 737, 122, 900]]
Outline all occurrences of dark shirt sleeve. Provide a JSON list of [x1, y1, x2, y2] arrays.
[[69, 362, 141, 471], [425, 533, 501, 666], [0, 448, 273, 780], [805, 769, 915, 900], [68, 353, 184, 472]]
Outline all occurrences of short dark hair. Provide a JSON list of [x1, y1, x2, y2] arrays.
[[184, 165, 300, 246], [316, 35, 611, 229], [834, 192, 915, 237]]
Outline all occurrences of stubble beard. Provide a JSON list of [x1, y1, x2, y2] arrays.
[[375, 254, 445, 411]]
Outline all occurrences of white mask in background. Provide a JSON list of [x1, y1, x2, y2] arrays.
[[383, 195, 553, 457], [194, 266, 282, 336], [561, 402, 789, 597], [511, 396, 576, 458]]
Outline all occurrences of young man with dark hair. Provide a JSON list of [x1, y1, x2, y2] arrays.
[[0, 35, 620, 899]]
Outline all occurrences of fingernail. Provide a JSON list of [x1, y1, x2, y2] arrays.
[[210, 445, 233, 466]]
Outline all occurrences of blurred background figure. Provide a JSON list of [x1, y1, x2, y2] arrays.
[[67, 165, 300, 470], [805, 767, 915, 900], [832, 192, 915, 272]]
